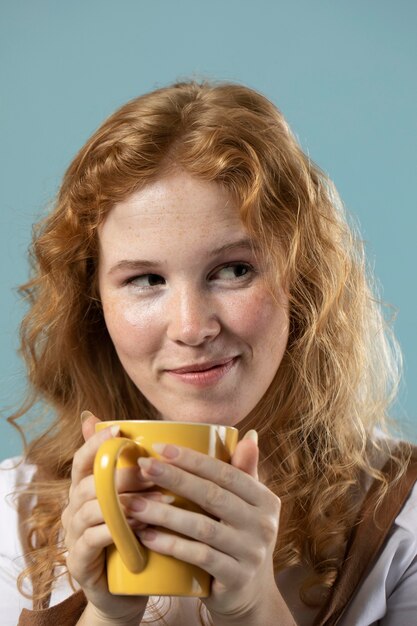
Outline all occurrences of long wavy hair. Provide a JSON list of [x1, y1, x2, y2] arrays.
[[9, 80, 407, 617]]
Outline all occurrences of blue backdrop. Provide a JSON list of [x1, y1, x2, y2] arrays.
[[1, 0, 416, 460]]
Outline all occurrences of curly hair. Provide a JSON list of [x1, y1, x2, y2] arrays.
[[9, 79, 406, 614]]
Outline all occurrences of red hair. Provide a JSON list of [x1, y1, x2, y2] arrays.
[[10, 80, 405, 610]]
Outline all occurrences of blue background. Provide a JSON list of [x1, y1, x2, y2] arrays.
[[1, 0, 416, 461]]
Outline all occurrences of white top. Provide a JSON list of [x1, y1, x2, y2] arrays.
[[1, 456, 416, 626]]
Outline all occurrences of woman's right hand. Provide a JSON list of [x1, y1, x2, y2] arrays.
[[61, 413, 152, 623]]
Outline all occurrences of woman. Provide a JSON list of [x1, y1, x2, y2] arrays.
[[1, 80, 416, 626]]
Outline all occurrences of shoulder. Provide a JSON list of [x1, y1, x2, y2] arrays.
[[0, 457, 37, 618], [0, 457, 36, 557], [0, 456, 36, 501], [339, 445, 417, 625], [0, 456, 36, 484]]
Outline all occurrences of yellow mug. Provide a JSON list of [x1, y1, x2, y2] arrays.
[[94, 420, 238, 596]]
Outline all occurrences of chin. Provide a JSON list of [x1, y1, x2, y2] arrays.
[[157, 406, 243, 427]]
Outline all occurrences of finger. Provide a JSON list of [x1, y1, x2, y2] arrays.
[[69, 469, 155, 518], [127, 497, 249, 559], [80, 524, 116, 553], [124, 491, 176, 505], [139, 445, 266, 506], [137, 528, 239, 590], [69, 494, 150, 542], [231, 432, 259, 480], [112, 466, 156, 492], [67, 522, 115, 579], [137, 458, 269, 528], [81, 411, 102, 442], [67, 498, 108, 542], [71, 424, 120, 488]]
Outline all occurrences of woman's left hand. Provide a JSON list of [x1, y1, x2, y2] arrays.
[[126, 432, 285, 624]]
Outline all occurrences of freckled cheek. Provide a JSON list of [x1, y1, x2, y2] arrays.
[[102, 299, 162, 356], [225, 290, 289, 345]]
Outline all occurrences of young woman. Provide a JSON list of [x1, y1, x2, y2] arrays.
[[1, 80, 416, 626]]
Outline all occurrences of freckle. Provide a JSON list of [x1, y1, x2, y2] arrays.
[[123, 306, 149, 329]]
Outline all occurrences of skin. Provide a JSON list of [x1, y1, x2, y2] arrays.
[[97, 171, 289, 427], [62, 171, 295, 625]]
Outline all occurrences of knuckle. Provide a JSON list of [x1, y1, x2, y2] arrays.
[[61, 507, 68, 529], [243, 548, 265, 580], [168, 467, 183, 491], [78, 502, 92, 528], [195, 543, 214, 568], [61, 528, 70, 550], [82, 526, 98, 549], [259, 514, 278, 543], [254, 546, 268, 578], [156, 504, 170, 525], [203, 482, 225, 508], [66, 553, 82, 584], [158, 531, 181, 560], [168, 535, 189, 565], [218, 462, 235, 487], [250, 545, 266, 568], [189, 451, 205, 472], [77, 477, 93, 503], [197, 516, 217, 542], [72, 447, 83, 470], [66, 553, 75, 574], [269, 492, 281, 515]]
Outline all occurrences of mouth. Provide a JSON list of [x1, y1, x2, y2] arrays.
[[165, 357, 239, 386]]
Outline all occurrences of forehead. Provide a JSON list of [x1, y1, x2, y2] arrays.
[[115, 172, 235, 216], [99, 172, 247, 250]]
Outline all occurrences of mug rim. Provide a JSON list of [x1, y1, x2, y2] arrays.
[[97, 419, 238, 431]]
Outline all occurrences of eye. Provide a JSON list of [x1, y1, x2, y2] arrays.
[[210, 263, 254, 281], [125, 273, 166, 288]]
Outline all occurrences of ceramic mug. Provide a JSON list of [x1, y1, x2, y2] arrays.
[[94, 420, 238, 596]]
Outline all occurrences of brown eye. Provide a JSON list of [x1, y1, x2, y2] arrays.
[[233, 264, 250, 277], [127, 273, 165, 288], [210, 263, 253, 280], [147, 274, 165, 286]]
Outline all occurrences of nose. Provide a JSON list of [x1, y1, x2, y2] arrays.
[[166, 285, 221, 346]]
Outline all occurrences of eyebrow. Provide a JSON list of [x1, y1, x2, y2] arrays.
[[107, 237, 258, 275]]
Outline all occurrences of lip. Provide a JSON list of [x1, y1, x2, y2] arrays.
[[165, 356, 239, 386], [167, 357, 238, 374]]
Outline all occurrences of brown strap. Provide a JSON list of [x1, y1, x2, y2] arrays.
[[314, 443, 417, 626], [18, 589, 87, 626]]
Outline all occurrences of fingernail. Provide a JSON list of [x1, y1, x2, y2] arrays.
[[80, 410, 95, 424], [243, 429, 258, 445], [110, 425, 120, 437], [129, 520, 148, 531], [133, 524, 148, 536], [130, 497, 147, 512], [151, 493, 176, 504], [152, 443, 179, 459], [127, 517, 146, 528], [130, 493, 175, 511], [139, 528, 157, 541], [138, 457, 163, 475]]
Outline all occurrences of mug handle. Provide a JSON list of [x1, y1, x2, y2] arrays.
[[94, 437, 147, 573]]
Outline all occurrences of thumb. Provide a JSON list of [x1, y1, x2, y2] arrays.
[[231, 430, 259, 480], [80, 410, 102, 442]]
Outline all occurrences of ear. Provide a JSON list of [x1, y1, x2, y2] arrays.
[[230, 430, 259, 480], [80, 411, 102, 442]]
